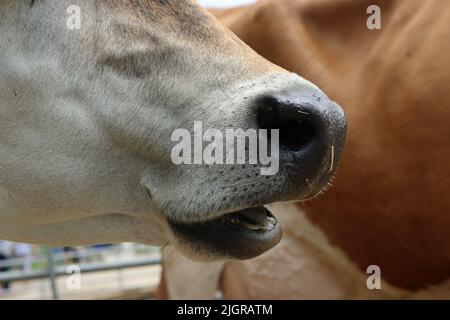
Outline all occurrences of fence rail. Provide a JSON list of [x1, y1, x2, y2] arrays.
[[0, 245, 161, 300], [0, 256, 161, 283]]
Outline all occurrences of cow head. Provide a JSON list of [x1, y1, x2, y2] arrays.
[[0, 0, 346, 260]]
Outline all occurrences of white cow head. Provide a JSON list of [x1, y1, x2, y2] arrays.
[[0, 0, 346, 260]]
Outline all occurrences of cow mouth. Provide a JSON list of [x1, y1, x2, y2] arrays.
[[168, 206, 282, 260]]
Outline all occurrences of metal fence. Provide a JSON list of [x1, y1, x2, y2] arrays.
[[0, 244, 161, 300]]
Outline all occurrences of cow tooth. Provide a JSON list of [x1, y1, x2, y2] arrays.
[[266, 216, 276, 225], [241, 221, 261, 231], [238, 216, 278, 231], [261, 217, 276, 230]]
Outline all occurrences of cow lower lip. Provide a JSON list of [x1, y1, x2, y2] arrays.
[[168, 206, 282, 260]]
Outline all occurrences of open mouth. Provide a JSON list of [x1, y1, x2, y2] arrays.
[[168, 206, 282, 260]]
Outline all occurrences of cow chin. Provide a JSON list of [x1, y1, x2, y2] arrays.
[[142, 161, 337, 261], [168, 205, 283, 261]]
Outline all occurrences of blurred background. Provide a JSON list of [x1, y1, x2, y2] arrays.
[[0, 242, 161, 300]]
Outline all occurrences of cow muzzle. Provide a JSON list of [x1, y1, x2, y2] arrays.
[[143, 75, 347, 261], [164, 88, 346, 260]]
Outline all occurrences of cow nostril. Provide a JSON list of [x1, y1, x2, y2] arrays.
[[278, 120, 317, 151], [253, 91, 346, 187], [257, 103, 318, 152]]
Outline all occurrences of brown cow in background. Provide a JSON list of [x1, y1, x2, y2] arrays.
[[158, 0, 450, 299]]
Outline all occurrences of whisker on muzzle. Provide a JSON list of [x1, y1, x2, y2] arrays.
[[329, 145, 335, 172]]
